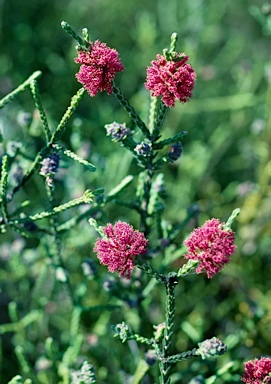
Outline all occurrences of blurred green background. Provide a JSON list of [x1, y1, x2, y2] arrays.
[[1, 0, 271, 383]]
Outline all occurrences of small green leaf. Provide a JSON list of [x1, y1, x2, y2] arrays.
[[8, 376, 23, 384], [181, 321, 201, 342], [0, 71, 42, 110], [131, 360, 150, 384], [53, 144, 96, 172], [107, 175, 134, 198]]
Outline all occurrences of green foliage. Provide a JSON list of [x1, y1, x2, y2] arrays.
[[0, 0, 271, 383]]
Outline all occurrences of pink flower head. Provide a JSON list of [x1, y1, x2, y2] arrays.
[[145, 53, 196, 108], [183, 218, 236, 278], [74, 41, 124, 96], [93, 221, 148, 279], [242, 357, 271, 383]]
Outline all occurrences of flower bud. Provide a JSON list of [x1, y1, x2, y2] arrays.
[[197, 337, 227, 359], [167, 142, 183, 162], [105, 122, 131, 142], [40, 152, 60, 187], [145, 349, 157, 366]]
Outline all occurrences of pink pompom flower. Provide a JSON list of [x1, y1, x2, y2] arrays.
[[183, 218, 236, 278], [93, 221, 148, 279], [74, 40, 124, 96], [145, 53, 196, 108], [242, 357, 271, 383]]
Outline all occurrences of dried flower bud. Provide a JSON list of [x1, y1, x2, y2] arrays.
[[197, 337, 227, 359], [134, 140, 152, 157], [105, 122, 131, 141], [40, 152, 60, 187], [167, 142, 183, 162], [145, 349, 157, 366]]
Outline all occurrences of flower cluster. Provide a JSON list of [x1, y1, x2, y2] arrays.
[[184, 218, 236, 278], [93, 221, 148, 279], [145, 53, 196, 107], [242, 357, 271, 384], [74, 33, 195, 109], [74, 40, 124, 96]]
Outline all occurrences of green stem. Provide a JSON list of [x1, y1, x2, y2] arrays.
[[163, 348, 198, 364], [169, 33, 178, 53], [223, 208, 240, 230], [135, 259, 166, 286], [9, 190, 93, 224], [61, 21, 89, 50], [9, 89, 85, 200], [154, 131, 188, 150], [153, 102, 168, 140], [177, 259, 199, 278], [149, 96, 159, 133], [140, 167, 154, 235], [127, 333, 154, 346], [164, 276, 177, 351], [9, 147, 48, 199], [112, 83, 150, 138], [0, 155, 9, 223], [0, 71, 42, 109], [53, 144, 96, 172], [30, 80, 51, 142], [46, 186, 77, 307], [159, 274, 178, 384], [49, 88, 85, 145]]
